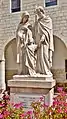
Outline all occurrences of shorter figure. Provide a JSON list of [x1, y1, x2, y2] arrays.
[[16, 11, 37, 76]]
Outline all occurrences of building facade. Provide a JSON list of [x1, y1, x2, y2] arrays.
[[0, 0, 67, 90]]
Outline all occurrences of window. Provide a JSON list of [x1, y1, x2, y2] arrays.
[[11, 0, 21, 13], [45, 0, 57, 7]]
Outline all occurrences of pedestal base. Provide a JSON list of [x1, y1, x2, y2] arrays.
[[8, 75, 56, 109]]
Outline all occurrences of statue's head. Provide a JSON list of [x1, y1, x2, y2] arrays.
[[37, 6, 45, 14], [36, 6, 45, 17], [20, 11, 29, 24]]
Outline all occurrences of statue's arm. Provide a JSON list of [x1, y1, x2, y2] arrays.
[[28, 28, 34, 43]]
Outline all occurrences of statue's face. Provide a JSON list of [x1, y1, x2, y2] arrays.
[[36, 8, 43, 18], [36, 8, 40, 15], [22, 16, 28, 24]]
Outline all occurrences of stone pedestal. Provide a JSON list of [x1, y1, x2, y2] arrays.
[[8, 75, 56, 109]]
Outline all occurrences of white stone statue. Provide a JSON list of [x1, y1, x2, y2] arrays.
[[16, 7, 54, 76], [16, 11, 37, 76], [34, 6, 54, 75]]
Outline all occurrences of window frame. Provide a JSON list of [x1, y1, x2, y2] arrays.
[[10, 0, 22, 13], [44, 0, 59, 8]]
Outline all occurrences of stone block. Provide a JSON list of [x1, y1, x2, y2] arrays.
[[8, 75, 56, 109]]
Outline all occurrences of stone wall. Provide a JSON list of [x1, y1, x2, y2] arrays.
[[52, 69, 66, 81], [45, 0, 67, 46]]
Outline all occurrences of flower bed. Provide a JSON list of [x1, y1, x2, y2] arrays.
[[0, 87, 67, 119]]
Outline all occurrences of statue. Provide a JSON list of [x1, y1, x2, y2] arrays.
[[16, 7, 54, 76], [16, 11, 37, 76], [34, 6, 54, 75]]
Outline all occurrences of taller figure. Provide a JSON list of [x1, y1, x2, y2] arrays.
[[16, 11, 37, 76], [35, 6, 54, 75]]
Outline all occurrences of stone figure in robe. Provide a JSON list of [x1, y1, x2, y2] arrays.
[[34, 6, 54, 75], [16, 7, 54, 76], [16, 11, 37, 76]]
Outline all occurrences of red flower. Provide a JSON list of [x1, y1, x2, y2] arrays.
[[4, 95, 10, 100], [20, 113, 26, 118], [40, 96, 44, 101], [3, 110, 10, 118], [27, 110, 32, 115], [14, 102, 23, 109], [0, 113, 3, 119], [0, 103, 5, 107], [57, 87, 63, 92], [64, 108, 67, 113], [57, 108, 63, 113]]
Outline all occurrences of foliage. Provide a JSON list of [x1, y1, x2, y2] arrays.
[[0, 88, 67, 119]]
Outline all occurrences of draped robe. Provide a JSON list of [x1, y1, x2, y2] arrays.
[[35, 15, 54, 75], [16, 22, 37, 75]]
